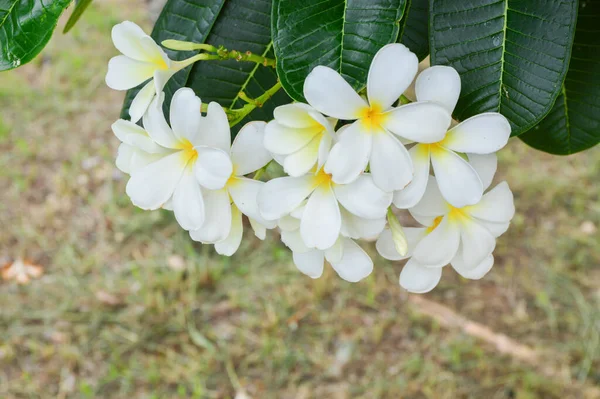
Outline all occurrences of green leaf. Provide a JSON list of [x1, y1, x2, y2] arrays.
[[272, 0, 408, 102], [185, 0, 290, 132], [121, 0, 290, 134], [398, 0, 429, 61], [63, 0, 93, 33], [0, 0, 72, 71], [520, 1, 600, 155], [429, 0, 578, 136]]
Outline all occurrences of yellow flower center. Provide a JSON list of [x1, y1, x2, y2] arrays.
[[426, 215, 444, 233], [312, 167, 333, 188], [178, 139, 198, 164], [358, 103, 388, 133]]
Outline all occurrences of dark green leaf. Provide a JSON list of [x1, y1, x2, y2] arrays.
[[520, 1, 600, 155], [429, 0, 578, 136], [121, 0, 289, 135], [186, 0, 290, 133], [398, 0, 429, 61], [63, 0, 93, 33], [0, 0, 72, 71], [272, 0, 408, 102]]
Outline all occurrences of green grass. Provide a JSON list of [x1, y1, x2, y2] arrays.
[[1, 1, 599, 398]]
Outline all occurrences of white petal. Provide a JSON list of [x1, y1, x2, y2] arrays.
[[393, 144, 430, 209], [215, 205, 243, 256], [278, 214, 301, 231], [465, 181, 515, 223], [399, 258, 442, 293], [478, 220, 510, 238], [376, 227, 426, 261], [300, 184, 341, 250], [431, 146, 483, 208], [111, 119, 164, 153], [367, 43, 418, 110], [129, 80, 156, 123], [467, 153, 497, 191], [324, 122, 371, 184], [382, 102, 451, 143], [142, 94, 179, 148], [193, 147, 233, 190], [340, 208, 386, 240], [409, 176, 449, 223], [324, 238, 344, 263], [162, 198, 173, 211], [292, 250, 325, 279], [258, 175, 315, 220], [126, 151, 184, 210], [329, 238, 373, 282], [317, 132, 333, 171], [231, 121, 272, 175], [116, 143, 135, 174], [415, 66, 461, 113], [111, 21, 164, 63], [454, 219, 496, 270], [249, 217, 267, 240], [443, 113, 511, 154], [283, 134, 320, 176], [172, 166, 205, 231], [106, 56, 155, 90], [370, 132, 413, 192], [274, 103, 320, 128], [229, 177, 276, 228], [264, 120, 319, 155], [333, 174, 392, 219], [130, 150, 164, 173], [452, 254, 494, 280], [303, 66, 367, 120], [199, 102, 231, 151], [189, 189, 231, 243], [170, 88, 202, 143], [412, 215, 460, 267], [153, 69, 177, 95], [281, 229, 310, 253]]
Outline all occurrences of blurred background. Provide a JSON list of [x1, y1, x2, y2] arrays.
[[1, 0, 599, 397]]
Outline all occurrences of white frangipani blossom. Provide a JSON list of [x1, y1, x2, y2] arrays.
[[264, 103, 336, 176], [115, 88, 233, 232], [303, 43, 453, 192], [106, 21, 199, 123], [377, 154, 515, 293], [278, 208, 385, 282], [190, 122, 277, 256], [258, 169, 392, 251], [393, 66, 511, 209]]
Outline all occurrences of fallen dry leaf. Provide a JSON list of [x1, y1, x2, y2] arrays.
[[95, 290, 123, 306], [1, 258, 44, 284]]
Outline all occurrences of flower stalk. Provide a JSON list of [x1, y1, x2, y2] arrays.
[[226, 81, 282, 127]]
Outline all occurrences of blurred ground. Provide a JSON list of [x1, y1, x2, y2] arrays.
[[0, 1, 599, 398]]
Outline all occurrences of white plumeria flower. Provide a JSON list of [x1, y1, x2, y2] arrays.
[[394, 66, 511, 209], [377, 154, 515, 293], [190, 121, 276, 256], [105, 21, 199, 123], [303, 43, 452, 192], [117, 88, 233, 232], [278, 207, 385, 282], [258, 169, 392, 251], [264, 103, 336, 176], [112, 119, 167, 175]]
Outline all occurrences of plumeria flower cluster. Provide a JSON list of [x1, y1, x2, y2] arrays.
[[107, 21, 516, 294]]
